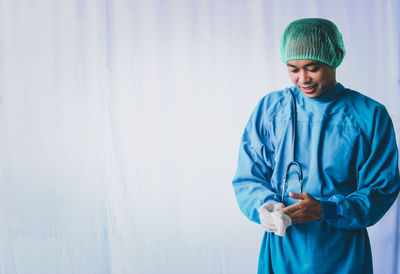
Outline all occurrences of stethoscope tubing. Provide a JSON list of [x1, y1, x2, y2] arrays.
[[282, 89, 304, 203]]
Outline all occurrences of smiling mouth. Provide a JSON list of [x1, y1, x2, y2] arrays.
[[300, 85, 317, 93]]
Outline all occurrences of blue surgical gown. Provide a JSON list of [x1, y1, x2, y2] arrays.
[[232, 83, 400, 274]]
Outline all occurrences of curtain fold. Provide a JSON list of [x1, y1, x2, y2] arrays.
[[0, 0, 398, 273]]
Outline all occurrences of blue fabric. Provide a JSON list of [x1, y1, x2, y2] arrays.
[[232, 83, 400, 274]]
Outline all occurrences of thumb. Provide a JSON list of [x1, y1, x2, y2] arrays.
[[289, 192, 308, 200]]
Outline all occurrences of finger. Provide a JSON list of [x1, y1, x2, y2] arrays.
[[281, 204, 299, 215], [290, 218, 300, 225], [289, 192, 308, 200]]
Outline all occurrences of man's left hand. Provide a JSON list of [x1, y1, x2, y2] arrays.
[[281, 192, 322, 224]]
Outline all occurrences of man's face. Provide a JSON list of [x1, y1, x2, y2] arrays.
[[287, 59, 337, 98]]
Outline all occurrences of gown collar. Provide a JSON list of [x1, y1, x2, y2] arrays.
[[294, 82, 345, 103]]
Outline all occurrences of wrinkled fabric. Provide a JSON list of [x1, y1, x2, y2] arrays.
[[232, 83, 400, 274], [258, 202, 291, 236], [281, 18, 345, 68], [258, 202, 284, 232]]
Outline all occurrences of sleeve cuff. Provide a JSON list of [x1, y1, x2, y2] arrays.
[[320, 200, 339, 222]]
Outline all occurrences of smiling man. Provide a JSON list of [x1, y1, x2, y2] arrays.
[[286, 59, 337, 98], [232, 18, 400, 273]]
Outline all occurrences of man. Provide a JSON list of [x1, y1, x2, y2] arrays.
[[232, 18, 400, 273]]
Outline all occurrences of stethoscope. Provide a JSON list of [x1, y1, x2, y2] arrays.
[[281, 89, 304, 204]]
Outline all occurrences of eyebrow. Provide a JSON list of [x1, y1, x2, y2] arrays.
[[287, 61, 321, 68]]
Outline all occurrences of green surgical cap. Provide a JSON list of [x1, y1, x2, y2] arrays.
[[281, 18, 345, 68]]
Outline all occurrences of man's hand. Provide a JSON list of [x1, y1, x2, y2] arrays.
[[281, 192, 322, 224]]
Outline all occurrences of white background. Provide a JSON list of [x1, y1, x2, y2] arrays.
[[0, 0, 399, 273]]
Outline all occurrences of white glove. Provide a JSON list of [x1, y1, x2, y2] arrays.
[[258, 202, 292, 237], [271, 210, 292, 236], [258, 202, 284, 232]]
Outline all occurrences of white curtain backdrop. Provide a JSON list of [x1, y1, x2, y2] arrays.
[[0, 0, 399, 273]]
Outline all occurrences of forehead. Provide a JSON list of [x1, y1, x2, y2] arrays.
[[287, 59, 322, 68]]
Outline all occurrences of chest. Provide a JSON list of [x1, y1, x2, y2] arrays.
[[265, 106, 367, 195]]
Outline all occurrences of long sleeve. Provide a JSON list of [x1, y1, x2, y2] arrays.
[[245, 85, 396, 274], [232, 99, 281, 224], [321, 105, 400, 229]]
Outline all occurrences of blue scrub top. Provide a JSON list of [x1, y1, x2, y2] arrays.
[[232, 83, 400, 273]]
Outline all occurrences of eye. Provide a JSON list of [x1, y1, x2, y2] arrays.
[[308, 66, 320, 72], [289, 68, 299, 73]]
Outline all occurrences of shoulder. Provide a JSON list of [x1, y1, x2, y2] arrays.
[[343, 89, 389, 120], [341, 88, 392, 138], [253, 88, 292, 121], [344, 89, 385, 110]]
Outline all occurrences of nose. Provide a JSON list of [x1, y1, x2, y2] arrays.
[[299, 70, 311, 84]]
